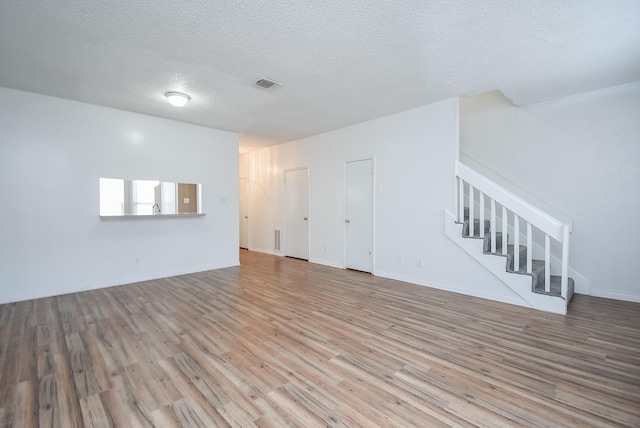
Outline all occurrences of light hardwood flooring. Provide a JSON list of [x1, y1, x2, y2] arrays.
[[1, 249, 639, 427]]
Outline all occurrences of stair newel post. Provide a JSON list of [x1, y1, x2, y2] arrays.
[[501, 206, 508, 256], [458, 177, 464, 224], [514, 215, 520, 271], [526, 222, 532, 274], [545, 234, 551, 293], [469, 185, 475, 237], [479, 192, 485, 237], [490, 199, 496, 253], [561, 225, 570, 299]]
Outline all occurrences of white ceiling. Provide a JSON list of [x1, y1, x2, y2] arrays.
[[1, 1, 639, 153]]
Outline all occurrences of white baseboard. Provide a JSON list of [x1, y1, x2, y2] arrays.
[[0, 261, 240, 305], [309, 258, 344, 269], [374, 270, 531, 309], [248, 247, 284, 257], [589, 290, 640, 303]]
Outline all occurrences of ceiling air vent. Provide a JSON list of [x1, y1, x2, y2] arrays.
[[255, 78, 281, 90]]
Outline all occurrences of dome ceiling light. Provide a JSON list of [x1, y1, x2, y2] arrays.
[[165, 91, 190, 107]]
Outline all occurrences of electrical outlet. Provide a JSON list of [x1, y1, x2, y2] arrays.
[[135, 258, 140, 266], [324, 244, 328, 252], [417, 258, 424, 268], [397, 254, 403, 263]]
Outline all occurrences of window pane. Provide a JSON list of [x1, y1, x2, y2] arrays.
[[133, 180, 159, 215], [99, 178, 124, 215]]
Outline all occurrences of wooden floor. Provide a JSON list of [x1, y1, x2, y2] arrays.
[[1, 250, 639, 427]]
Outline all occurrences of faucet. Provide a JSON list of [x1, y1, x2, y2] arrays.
[[152, 203, 161, 214]]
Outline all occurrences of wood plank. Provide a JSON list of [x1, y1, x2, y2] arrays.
[[98, 371, 155, 427], [0, 250, 637, 426], [14, 380, 37, 428], [168, 397, 231, 428], [156, 358, 233, 426], [79, 394, 113, 428]]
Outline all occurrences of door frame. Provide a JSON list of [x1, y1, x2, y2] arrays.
[[343, 157, 376, 274], [283, 166, 311, 260]]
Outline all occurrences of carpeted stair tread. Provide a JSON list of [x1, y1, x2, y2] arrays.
[[462, 219, 490, 238], [482, 232, 517, 256], [482, 232, 528, 270], [533, 276, 575, 298], [460, 208, 489, 238], [483, 232, 507, 254], [506, 246, 529, 272]]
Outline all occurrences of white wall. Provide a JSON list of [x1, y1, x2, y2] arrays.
[[242, 99, 529, 307], [0, 88, 239, 304], [460, 82, 640, 302]]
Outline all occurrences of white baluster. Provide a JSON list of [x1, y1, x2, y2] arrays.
[[490, 199, 496, 253], [479, 192, 485, 238], [561, 225, 570, 299], [458, 177, 464, 223], [545, 234, 551, 293], [527, 222, 532, 273], [502, 206, 507, 255], [469, 185, 475, 237], [514, 214, 520, 271]]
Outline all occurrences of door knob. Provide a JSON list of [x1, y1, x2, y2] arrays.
[[345, 219, 350, 223], [244, 216, 248, 219], [303, 217, 308, 221]]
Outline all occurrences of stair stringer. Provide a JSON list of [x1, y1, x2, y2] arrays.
[[444, 210, 568, 314]]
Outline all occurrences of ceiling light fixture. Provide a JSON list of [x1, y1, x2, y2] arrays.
[[165, 91, 190, 107]]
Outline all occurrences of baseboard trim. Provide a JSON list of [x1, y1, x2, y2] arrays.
[[589, 290, 640, 303], [0, 261, 240, 305], [248, 247, 284, 257], [374, 270, 532, 309], [309, 258, 344, 269]]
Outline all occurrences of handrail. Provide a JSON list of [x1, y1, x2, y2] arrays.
[[456, 162, 566, 242]]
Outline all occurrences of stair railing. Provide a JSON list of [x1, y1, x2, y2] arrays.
[[456, 162, 571, 298]]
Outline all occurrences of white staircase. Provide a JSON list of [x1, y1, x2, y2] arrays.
[[445, 162, 574, 314]]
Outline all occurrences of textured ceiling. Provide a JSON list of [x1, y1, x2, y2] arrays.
[[1, 1, 639, 152]]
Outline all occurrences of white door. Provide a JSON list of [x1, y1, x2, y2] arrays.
[[239, 177, 249, 249], [285, 169, 309, 260], [345, 159, 373, 272]]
